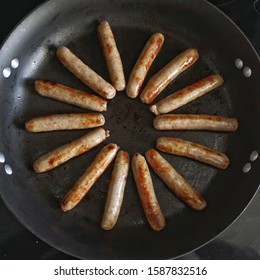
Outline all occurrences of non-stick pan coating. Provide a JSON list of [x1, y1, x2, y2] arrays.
[[0, 0, 259, 259]]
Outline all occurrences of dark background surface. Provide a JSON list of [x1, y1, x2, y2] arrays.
[[0, 0, 259, 259]]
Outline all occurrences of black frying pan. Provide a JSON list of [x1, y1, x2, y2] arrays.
[[0, 0, 259, 259]]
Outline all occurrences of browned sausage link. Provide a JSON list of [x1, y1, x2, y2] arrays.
[[156, 137, 230, 169], [35, 80, 107, 112], [33, 128, 110, 173], [97, 21, 126, 91], [153, 114, 238, 131], [56, 46, 116, 99], [140, 48, 199, 104], [150, 74, 224, 115], [126, 33, 165, 99], [25, 113, 105, 132], [132, 153, 165, 231], [101, 151, 130, 230], [145, 149, 206, 210], [61, 143, 120, 212]]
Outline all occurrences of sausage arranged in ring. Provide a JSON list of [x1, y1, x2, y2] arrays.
[[153, 114, 238, 131], [150, 74, 224, 115], [35, 80, 107, 112], [98, 21, 126, 91], [140, 48, 199, 104], [132, 153, 166, 231], [126, 33, 164, 99], [101, 150, 130, 230], [56, 46, 116, 99], [33, 128, 109, 173], [157, 137, 230, 169], [145, 149, 206, 211], [25, 113, 105, 132], [61, 143, 120, 212]]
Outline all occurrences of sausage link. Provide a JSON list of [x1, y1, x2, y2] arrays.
[[156, 137, 230, 169], [25, 113, 105, 132], [140, 48, 199, 104], [145, 149, 206, 210], [56, 46, 116, 99], [61, 143, 120, 212], [150, 74, 224, 115], [33, 128, 109, 173], [132, 153, 165, 231], [35, 80, 107, 112], [97, 21, 126, 91], [153, 114, 238, 131], [126, 33, 164, 99], [101, 151, 130, 230]]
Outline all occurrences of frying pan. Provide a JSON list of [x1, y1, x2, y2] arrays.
[[0, 0, 259, 260]]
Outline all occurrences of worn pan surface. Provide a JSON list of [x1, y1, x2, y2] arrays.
[[0, 0, 259, 259]]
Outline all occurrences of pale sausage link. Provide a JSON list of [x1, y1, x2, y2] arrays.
[[35, 80, 107, 112], [132, 153, 165, 231], [145, 149, 206, 211], [153, 114, 238, 131], [56, 46, 116, 99], [101, 150, 130, 230], [126, 33, 164, 99], [156, 137, 230, 169], [97, 21, 126, 91], [150, 74, 224, 115], [25, 113, 105, 132], [33, 128, 109, 173], [140, 48, 199, 104], [61, 143, 119, 212]]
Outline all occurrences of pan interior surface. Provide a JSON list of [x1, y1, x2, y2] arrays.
[[0, 0, 259, 259]]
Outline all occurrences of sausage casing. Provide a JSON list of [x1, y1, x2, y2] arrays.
[[97, 21, 126, 91], [35, 80, 107, 112], [156, 137, 230, 169], [101, 151, 130, 230], [140, 48, 199, 104], [145, 149, 206, 210], [153, 114, 238, 131], [150, 74, 224, 115], [61, 143, 120, 212], [33, 128, 109, 173], [132, 153, 165, 231], [126, 33, 164, 99], [25, 113, 105, 132], [56, 46, 116, 99]]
